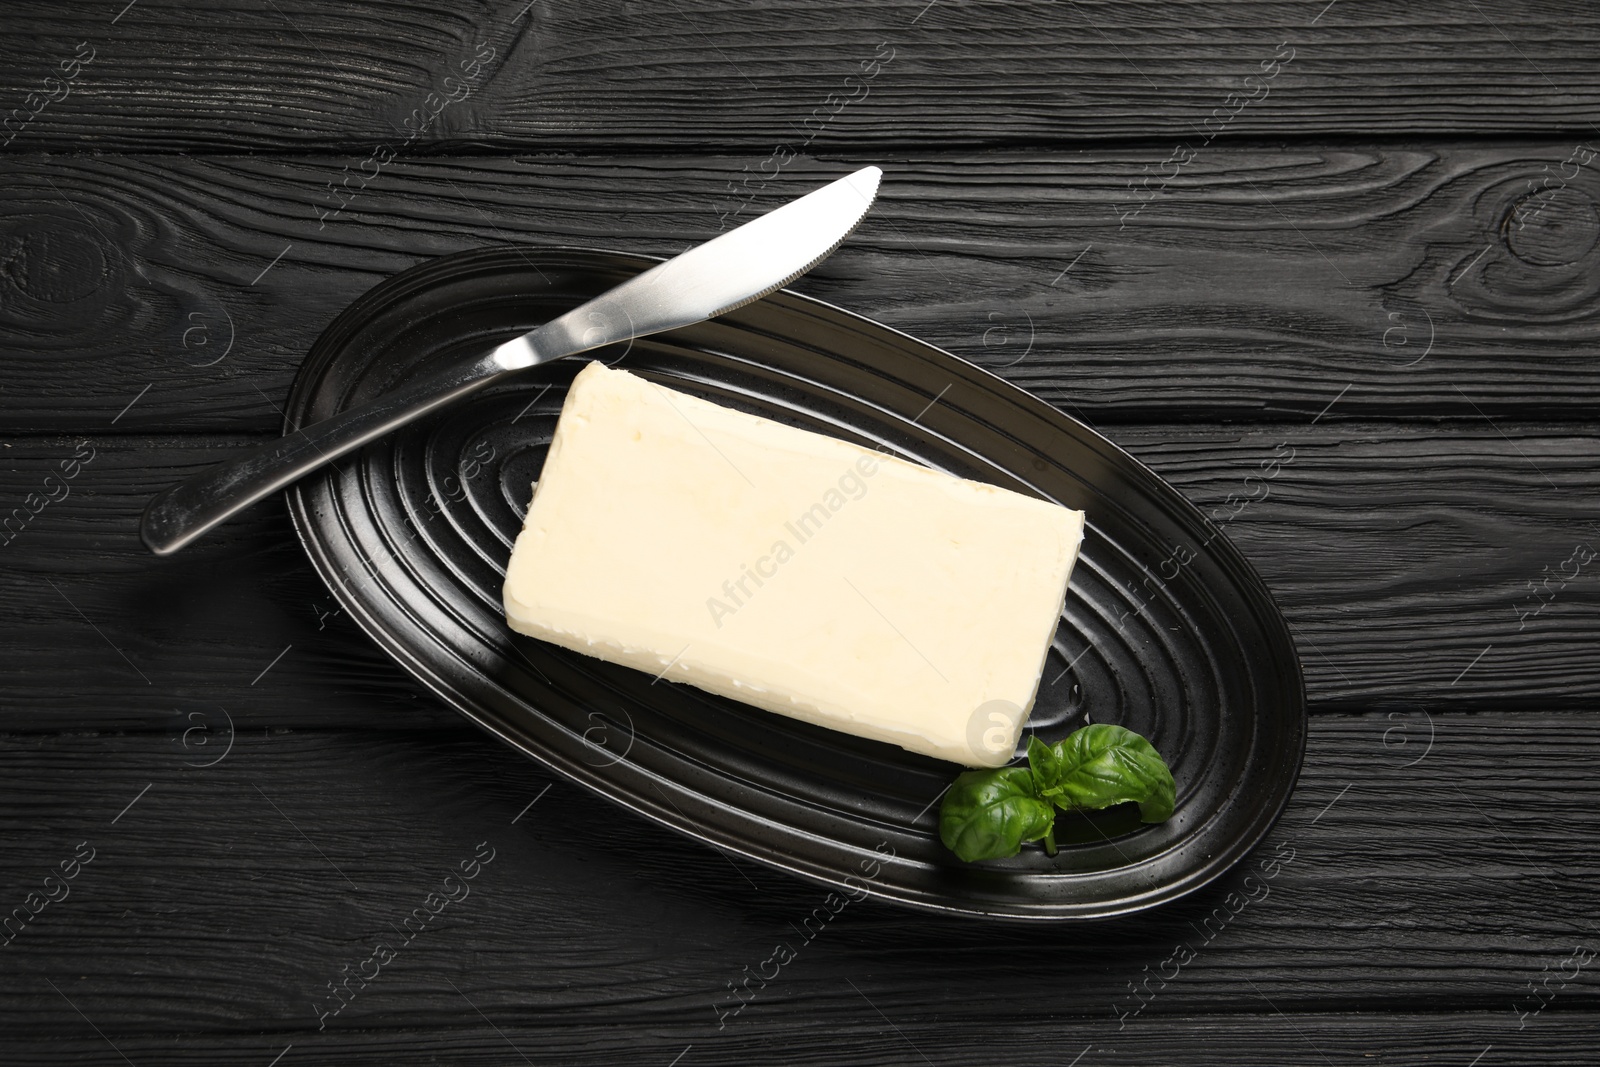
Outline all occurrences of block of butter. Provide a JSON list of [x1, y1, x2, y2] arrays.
[[503, 361, 1085, 767]]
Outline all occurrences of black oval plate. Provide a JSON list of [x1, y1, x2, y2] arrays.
[[285, 246, 1306, 921]]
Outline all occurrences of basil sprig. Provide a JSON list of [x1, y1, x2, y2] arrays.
[[938, 724, 1175, 863]]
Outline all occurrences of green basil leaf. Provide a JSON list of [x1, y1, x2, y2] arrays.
[[1026, 733, 1062, 784], [1034, 724, 1176, 822], [938, 766, 1056, 863]]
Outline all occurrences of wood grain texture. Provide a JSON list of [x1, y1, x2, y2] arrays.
[[0, 713, 1595, 1040], [1, 427, 1594, 732], [0, 436, 447, 733], [4, 147, 1600, 432], [2, 1, 1600, 150], [4, 1013, 1598, 1066], [4, 3, 1597, 1055]]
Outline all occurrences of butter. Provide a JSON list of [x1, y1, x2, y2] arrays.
[[503, 361, 1085, 767]]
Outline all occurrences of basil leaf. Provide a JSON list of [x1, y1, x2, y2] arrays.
[[1033, 724, 1176, 822], [938, 766, 1056, 863], [1026, 733, 1062, 784]]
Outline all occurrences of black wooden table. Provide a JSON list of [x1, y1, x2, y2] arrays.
[[4, 2, 1598, 1063]]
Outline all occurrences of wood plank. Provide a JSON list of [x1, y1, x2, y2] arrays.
[[1, 427, 1594, 731], [3, 1, 1600, 150], [0, 712, 1595, 1037], [2, 1013, 1594, 1066], [4, 147, 1600, 433], [0, 436, 449, 733]]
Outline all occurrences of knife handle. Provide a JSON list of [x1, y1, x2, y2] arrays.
[[140, 353, 512, 556]]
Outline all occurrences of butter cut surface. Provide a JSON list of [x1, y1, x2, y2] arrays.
[[502, 360, 1086, 768]]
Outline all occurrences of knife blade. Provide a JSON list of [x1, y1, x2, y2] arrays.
[[139, 165, 882, 556]]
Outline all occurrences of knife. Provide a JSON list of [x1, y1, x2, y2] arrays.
[[140, 166, 883, 556]]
